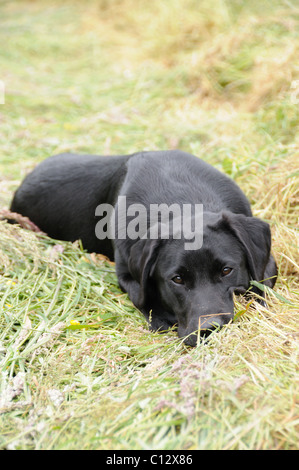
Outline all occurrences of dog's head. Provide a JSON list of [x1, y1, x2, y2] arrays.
[[128, 212, 277, 346]]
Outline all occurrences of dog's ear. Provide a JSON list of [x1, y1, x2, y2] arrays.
[[263, 254, 278, 289], [128, 237, 162, 308], [221, 212, 277, 296]]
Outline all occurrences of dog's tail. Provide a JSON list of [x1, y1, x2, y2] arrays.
[[0, 209, 45, 234]]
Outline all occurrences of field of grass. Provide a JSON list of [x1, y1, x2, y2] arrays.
[[0, 0, 298, 450]]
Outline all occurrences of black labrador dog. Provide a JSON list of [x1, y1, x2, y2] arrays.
[[10, 150, 277, 346]]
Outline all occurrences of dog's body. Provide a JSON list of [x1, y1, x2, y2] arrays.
[[10, 150, 277, 345]]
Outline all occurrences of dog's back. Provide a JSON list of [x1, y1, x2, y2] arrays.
[[10, 150, 252, 258], [10, 152, 130, 257], [122, 150, 252, 215]]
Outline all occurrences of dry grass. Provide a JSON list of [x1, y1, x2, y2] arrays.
[[0, 0, 298, 450]]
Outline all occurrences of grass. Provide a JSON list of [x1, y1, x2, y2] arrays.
[[0, 0, 298, 450]]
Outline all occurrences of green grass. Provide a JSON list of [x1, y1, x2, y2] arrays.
[[0, 0, 298, 450]]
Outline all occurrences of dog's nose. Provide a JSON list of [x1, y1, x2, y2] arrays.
[[198, 312, 233, 331], [182, 312, 234, 347]]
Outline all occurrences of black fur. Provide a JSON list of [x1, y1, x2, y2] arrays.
[[10, 150, 277, 346]]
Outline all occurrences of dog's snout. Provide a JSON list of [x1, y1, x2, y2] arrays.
[[181, 312, 234, 347], [199, 312, 233, 331]]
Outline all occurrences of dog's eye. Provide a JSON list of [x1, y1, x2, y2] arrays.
[[172, 275, 184, 285], [222, 267, 233, 276]]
